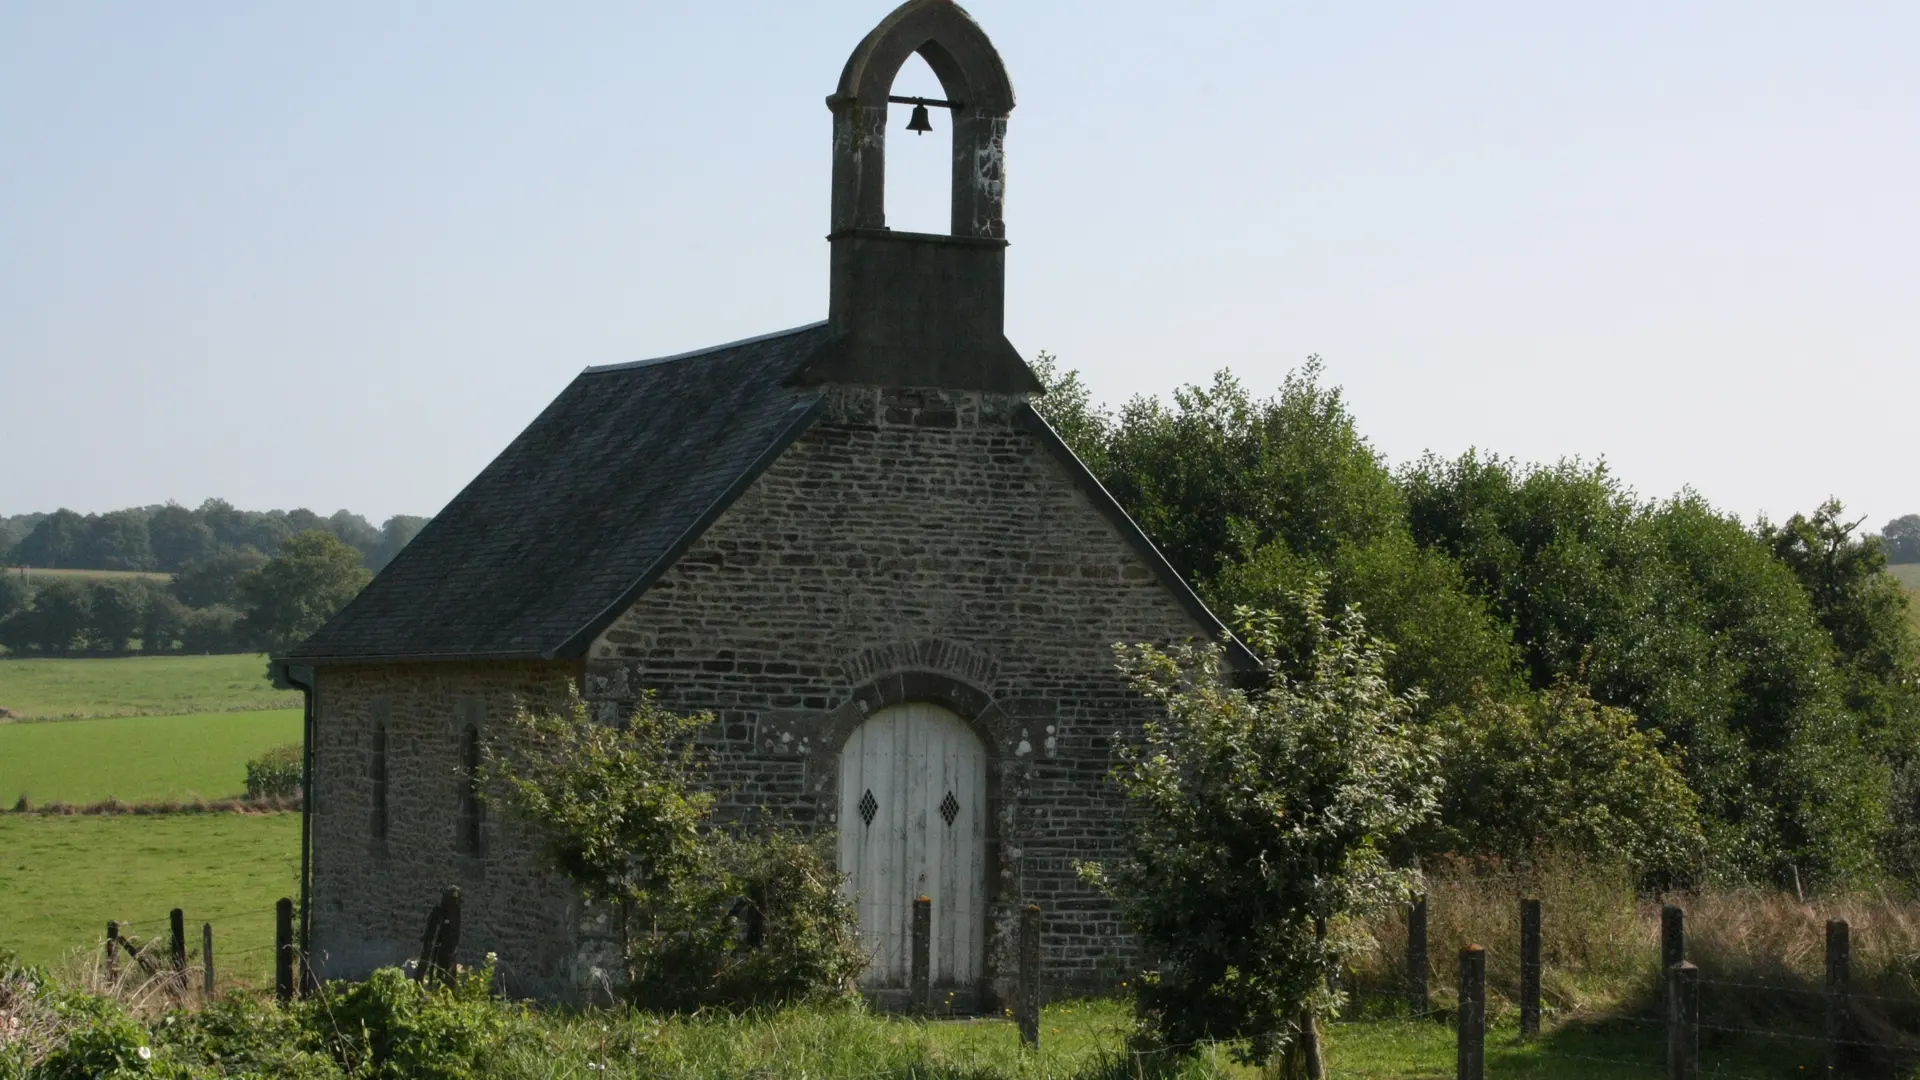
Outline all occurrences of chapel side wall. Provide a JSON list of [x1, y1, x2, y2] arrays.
[[308, 661, 586, 999], [584, 386, 1217, 1002]]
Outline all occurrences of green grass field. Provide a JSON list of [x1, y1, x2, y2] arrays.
[[0, 709, 300, 804], [0, 813, 298, 980], [0, 653, 298, 719]]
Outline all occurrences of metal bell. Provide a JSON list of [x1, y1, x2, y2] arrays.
[[906, 103, 933, 135]]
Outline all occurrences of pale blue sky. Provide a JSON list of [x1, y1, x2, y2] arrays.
[[3, 2, 1915, 531]]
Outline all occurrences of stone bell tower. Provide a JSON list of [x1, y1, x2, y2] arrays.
[[796, 0, 1042, 395]]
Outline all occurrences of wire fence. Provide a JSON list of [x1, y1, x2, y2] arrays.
[[64, 891, 1920, 1079]]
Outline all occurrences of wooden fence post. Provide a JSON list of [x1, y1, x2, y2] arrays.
[[169, 907, 187, 995], [1661, 904, 1685, 970], [1408, 894, 1429, 1016], [1827, 919, 1852, 1077], [1667, 961, 1697, 1080], [275, 897, 295, 1004], [910, 896, 931, 1016], [1661, 904, 1684, 1018], [1457, 945, 1485, 1080], [1018, 904, 1042, 1050], [105, 921, 120, 983], [415, 886, 462, 987], [1520, 897, 1541, 1036], [202, 922, 215, 1001]]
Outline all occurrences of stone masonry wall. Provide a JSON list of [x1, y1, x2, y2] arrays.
[[583, 385, 1218, 1006], [307, 661, 589, 999]]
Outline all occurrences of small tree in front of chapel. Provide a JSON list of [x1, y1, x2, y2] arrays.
[[1084, 591, 1439, 1077]]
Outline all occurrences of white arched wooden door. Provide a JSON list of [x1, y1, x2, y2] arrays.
[[839, 703, 987, 1001]]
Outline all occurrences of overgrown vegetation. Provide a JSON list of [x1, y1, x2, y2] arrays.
[[1033, 354, 1920, 889], [484, 690, 866, 1011], [1085, 596, 1436, 1073], [242, 743, 302, 800]]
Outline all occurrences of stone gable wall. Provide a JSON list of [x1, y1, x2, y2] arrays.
[[307, 385, 1219, 1006], [584, 386, 1216, 1003], [306, 661, 590, 998]]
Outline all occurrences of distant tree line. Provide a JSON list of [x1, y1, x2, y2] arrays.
[[1885, 514, 1920, 564], [0, 499, 426, 575], [1033, 355, 1920, 889], [0, 517, 392, 657]]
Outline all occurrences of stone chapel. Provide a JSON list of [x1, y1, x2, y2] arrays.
[[277, 0, 1247, 1008]]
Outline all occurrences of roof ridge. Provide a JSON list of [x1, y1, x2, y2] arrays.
[[582, 320, 829, 375]]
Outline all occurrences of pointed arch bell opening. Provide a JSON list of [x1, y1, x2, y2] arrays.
[[828, 0, 1015, 238]]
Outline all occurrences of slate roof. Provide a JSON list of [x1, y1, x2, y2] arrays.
[[281, 320, 1249, 667], [281, 322, 833, 663]]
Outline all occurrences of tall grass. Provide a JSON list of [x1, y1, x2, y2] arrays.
[[1345, 857, 1920, 1070]]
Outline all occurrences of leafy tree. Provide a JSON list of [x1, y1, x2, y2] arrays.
[[141, 589, 188, 653], [1040, 357, 1517, 716], [237, 531, 372, 653], [30, 579, 93, 655], [1884, 514, 1920, 565], [370, 516, 429, 571], [486, 689, 865, 1007], [11, 510, 88, 569], [0, 610, 33, 655], [487, 690, 713, 975], [197, 498, 246, 549], [1434, 680, 1704, 878], [87, 580, 147, 653], [173, 548, 270, 609], [1030, 351, 1111, 473], [1084, 594, 1438, 1073], [239, 512, 295, 556], [1098, 363, 1402, 584], [326, 510, 381, 556], [81, 509, 154, 571], [1762, 500, 1920, 755], [0, 574, 31, 624], [1402, 456, 1888, 881], [148, 503, 218, 571], [1210, 533, 1522, 715], [180, 604, 245, 653]]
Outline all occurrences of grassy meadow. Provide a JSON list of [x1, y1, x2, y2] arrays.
[[0, 652, 298, 719], [0, 813, 299, 979], [0, 654, 303, 985], [0, 708, 300, 804]]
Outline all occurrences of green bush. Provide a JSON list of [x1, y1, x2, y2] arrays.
[[153, 992, 343, 1080], [244, 743, 302, 799], [303, 963, 506, 1080], [629, 834, 866, 1011], [1434, 680, 1705, 880], [1085, 595, 1439, 1070], [488, 690, 865, 1011]]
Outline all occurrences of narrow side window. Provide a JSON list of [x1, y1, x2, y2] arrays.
[[458, 718, 483, 857], [370, 721, 389, 844]]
